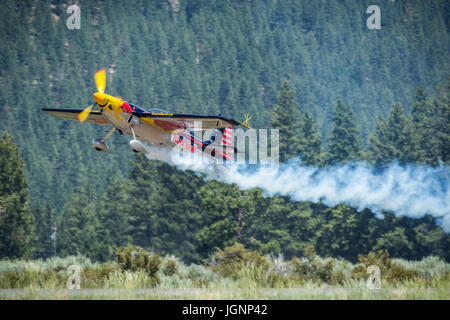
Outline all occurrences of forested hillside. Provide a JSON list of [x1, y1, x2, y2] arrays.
[[0, 0, 449, 206], [0, 0, 449, 263]]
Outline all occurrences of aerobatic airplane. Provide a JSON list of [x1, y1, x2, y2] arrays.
[[43, 68, 251, 162]]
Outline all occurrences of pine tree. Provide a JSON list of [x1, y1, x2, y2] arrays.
[[127, 155, 204, 263], [411, 86, 430, 164], [411, 86, 440, 165], [327, 98, 362, 165], [57, 186, 101, 260], [367, 115, 392, 167], [434, 82, 450, 164], [411, 86, 428, 124], [96, 178, 133, 261], [196, 182, 257, 256], [374, 227, 413, 258], [0, 131, 35, 259], [298, 111, 323, 166], [271, 81, 302, 163], [368, 103, 419, 166], [32, 201, 55, 259]]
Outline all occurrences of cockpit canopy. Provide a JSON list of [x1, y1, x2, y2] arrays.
[[127, 102, 146, 113], [147, 108, 170, 114], [128, 102, 169, 114]]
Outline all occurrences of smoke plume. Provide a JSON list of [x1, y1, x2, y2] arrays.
[[144, 144, 450, 232]]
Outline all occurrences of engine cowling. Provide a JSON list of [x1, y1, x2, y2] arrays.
[[129, 139, 147, 153]]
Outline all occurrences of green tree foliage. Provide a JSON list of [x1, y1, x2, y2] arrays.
[[368, 103, 419, 166], [433, 83, 450, 164], [207, 242, 269, 279], [0, 132, 34, 259], [116, 245, 161, 278], [193, 180, 449, 263], [373, 227, 413, 258], [0, 0, 447, 198], [196, 182, 242, 252], [57, 186, 101, 260], [367, 115, 393, 166], [351, 249, 418, 283], [162, 258, 178, 276], [31, 152, 450, 264], [126, 156, 204, 263], [11, 81, 450, 264], [115, 244, 161, 286], [327, 98, 362, 164], [271, 82, 302, 163], [95, 178, 134, 261], [290, 246, 340, 284], [31, 201, 55, 259], [410, 83, 450, 166], [298, 111, 323, 166], [0, 1, 449, 265], [196, 182, 260, 254], [0, 0, 448, 208], [411, 86, 431, 162]]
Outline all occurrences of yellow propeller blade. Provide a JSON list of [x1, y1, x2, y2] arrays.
[[78, 104, 93, 123], [94, 68, 106, 93], [241, 113, 252, 128]]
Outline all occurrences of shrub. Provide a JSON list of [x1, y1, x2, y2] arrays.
[[115, 245, 161, 279], [108, 270, 155, 289], [82, 262, 121, 288], [289, 246, 341, 284], [207, 243, 269, 279], [184, 264, 219, 287], [351, 249, 418, 284], [163, 257, 178, 277], [268, 254, 292, 278], [392, 256, 450, 279]]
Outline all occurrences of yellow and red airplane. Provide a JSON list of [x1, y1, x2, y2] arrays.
[[43, 68, 251, 162]]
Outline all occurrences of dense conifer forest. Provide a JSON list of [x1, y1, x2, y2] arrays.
[[0, 0, 449, 266]]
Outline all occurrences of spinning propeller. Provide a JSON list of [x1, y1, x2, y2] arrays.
[[78, 68, 107, 122]]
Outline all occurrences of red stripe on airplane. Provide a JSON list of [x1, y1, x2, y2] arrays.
[[221, 152, 232, 160], [181, 133, 204, 146], [222, 140, 232, 146]]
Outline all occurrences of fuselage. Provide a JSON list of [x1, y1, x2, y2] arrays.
[[92, 92, 215, 159], [93, 92, 173, 147]]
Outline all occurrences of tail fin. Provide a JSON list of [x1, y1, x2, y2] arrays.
[[221, 126, 233, 161], [203, 126, 236, 162]]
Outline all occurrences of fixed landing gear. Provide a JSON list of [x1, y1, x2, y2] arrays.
[[129, 126, 147, 153], [92, 127, 116, 152]]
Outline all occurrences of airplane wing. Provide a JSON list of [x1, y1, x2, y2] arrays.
[[134, 112, 247, 132], [42, 108, 110, 125]]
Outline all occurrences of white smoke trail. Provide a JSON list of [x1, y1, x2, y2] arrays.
[[143, 144, 450, 232], [222, 161, 450, 232]]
